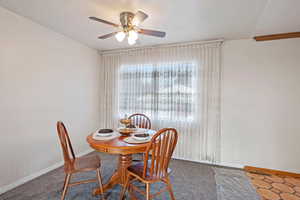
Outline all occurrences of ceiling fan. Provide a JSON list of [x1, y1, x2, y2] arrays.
[[89, 10, 166, 45]]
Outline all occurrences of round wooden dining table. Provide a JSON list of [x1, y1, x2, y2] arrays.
[[86, 129, 156, 195]]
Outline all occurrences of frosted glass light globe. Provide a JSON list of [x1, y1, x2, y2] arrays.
[[128, 30, 138, 41], [128, 37, 136, 45], [115, 31, 125, 42]]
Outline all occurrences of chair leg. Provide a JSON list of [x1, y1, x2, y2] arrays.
[[62, 174, 68, 190], [165, 177, 175, 200], [146, 183, 151, 200], [96, 168, 106, 200], [120, 174, 130, 200], [61, 174, 71, 200]]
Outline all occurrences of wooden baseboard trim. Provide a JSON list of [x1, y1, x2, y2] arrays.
[[244, 166, 300, 178]]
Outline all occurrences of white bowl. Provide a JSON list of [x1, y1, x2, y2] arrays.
[[133, 133, 150, 141], [96, 132, 113, 137]]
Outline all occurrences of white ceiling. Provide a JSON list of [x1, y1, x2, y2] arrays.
[[0, 0, 299, 50]]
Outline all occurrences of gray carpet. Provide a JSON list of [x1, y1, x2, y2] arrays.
[[0, 152, 259, 200], [213, 167, 261, 200]]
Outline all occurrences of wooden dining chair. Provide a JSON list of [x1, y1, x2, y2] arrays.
[[128, 113, 151, 129], [56, 121, 105, 200], [129, 113, 152, 162], [120, 128, 178, 200]]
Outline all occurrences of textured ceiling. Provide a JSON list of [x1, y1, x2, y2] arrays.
[[0, 0, 299, 50]]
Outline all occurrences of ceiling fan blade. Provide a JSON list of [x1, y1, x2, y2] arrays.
[[139, 29, 166, 38], [132, 10, 148, 26], [98, 32, 118, 39], [89, 16, 119, 27]]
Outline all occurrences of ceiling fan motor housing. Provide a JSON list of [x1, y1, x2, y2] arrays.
[[120, 12, 135, 32]]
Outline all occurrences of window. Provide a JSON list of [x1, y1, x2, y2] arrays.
[[118, 62, 197, 121]]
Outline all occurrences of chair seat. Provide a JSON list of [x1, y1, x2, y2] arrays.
[[64, 154, 101, 173], [128, 161, 172, 181]]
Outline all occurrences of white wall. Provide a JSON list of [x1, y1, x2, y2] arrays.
[[0, 6, 100, 191], [221, 38, 300, 173]]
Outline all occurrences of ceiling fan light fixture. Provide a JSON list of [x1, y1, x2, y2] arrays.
[[128, 37, 136, 45], [128, 30, 138, 41], [115, 31, 125, 42], [89, 10, 166, 45]]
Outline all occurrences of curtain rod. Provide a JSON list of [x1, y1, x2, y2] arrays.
[[99, 38, 224, 55]]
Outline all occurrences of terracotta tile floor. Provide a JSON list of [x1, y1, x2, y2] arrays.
[[246, 172, 300, 200]]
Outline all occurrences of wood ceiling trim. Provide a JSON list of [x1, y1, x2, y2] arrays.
[[254, 32, 300, 41]]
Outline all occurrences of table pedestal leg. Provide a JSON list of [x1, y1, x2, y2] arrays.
[[93, 154, 132, 195]]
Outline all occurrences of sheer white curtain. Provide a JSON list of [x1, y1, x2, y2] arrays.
[[99, 41, 222, 163]]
